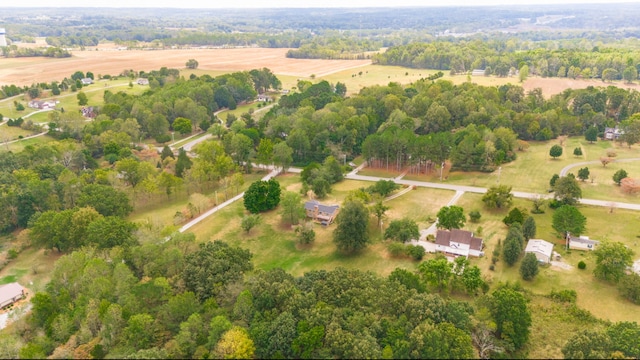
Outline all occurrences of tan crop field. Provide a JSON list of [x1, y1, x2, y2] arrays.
[[0, 47, 371, 87]]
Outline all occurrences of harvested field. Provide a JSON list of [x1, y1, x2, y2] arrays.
[[522, 76, 640, 97], [0, 47, 370, 87]]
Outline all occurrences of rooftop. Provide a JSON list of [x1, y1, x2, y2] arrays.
[[525, 239, 554, 257], [435, 229, 482, 251]]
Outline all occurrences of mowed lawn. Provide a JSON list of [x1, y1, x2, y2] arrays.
[[456, 192, 640, 324], [185, 176, 455, 277]]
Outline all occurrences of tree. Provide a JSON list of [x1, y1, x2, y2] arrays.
[[241, 214, 261, 233], [621, 119, 640, 148], [490, 286, 531, 350], [77, 91, 88, 106], [601, 157, 613, 167], [552, 205, 586, 236], [482, 185, 513, 209], [613, 169, 628, 185], [85, 216, 138, 249], [295, 222, 316, 244], [562, 330, 612, 359], [520, 253, 539, 280], [367, 180, 400, 197], [333, 200, 369, 253], [573, 147, 583, 156], [585, 126, 598, 143], [503, 207, 527, 226], [384, 218, 419, 243], [503, 235, 522, 266], [243, 179, 281, 214], [623, 66, 638, 83], [577, 167, 590, 182], [279, 191, 305, 225], [554, 175, 582, 205], [602, 68, 618, 82], [436, 205, 465, 230], [518, 64, 529, 82], [272, 142, 293, 172], [160, 145, 174, 160], [522, 216, 536, 240], [549, 144, 563, 159], [619, 273, 640, 304], [419, 255, 453, 291], [183, 241, 253, 301], [77, 184, 133, 217], [186, 59, 199, 69], [469, 210, 482, 223], [549, 174, 560, 188], [409, 321, 474, 359], [175, 148, 192, 178], [173, 117, 192, 134], [593, 241, 634, 283], [371, 199, 389, 228], [256, 138, 274, 168], [216, 327, 255, 359]]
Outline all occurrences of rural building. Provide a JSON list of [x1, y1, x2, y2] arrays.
[[281, 89, 290, 95], [81, 78, 93, 85], [566, 233, 599, 251], [28, 100, 57, 110], [80, 106, 96, 118], [304, 200, 339, 225], [257, 94, 271, 102], [0, 28, 7, 47], [525, 239, 554, 263], [0, 282, 26, 309], [435, 229, 484, 258], [136, 78, 149, 85], [604, 126, 624, 140], [471, 69, 486, 76]]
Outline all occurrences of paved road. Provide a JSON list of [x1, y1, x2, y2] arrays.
[[177, 168, 280, 233], [559, 157, 640, 176]]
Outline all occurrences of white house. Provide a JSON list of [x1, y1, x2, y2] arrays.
[[81, 78, 93, 85], [567, 234, 599, 251], [435, 229, 484, 259], [525, 239, 554, 263], [0, 282, 26, 309]]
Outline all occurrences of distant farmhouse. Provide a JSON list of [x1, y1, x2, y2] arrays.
[[566, 233, 599, 251], [304, 200, 339, 225], [81, 78, 93, 85], [604, 126, 624, 140], [0, 282, 26, 309], [136, 78, 149, 85], [257, 94, 271, 102], [80, 106, 96, 118], [28, 100, 57, 110], [435, 229, 484, 259], [471, 69, 486, 76], [525, 239, 554, 264]]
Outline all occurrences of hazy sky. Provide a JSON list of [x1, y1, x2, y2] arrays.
[[6, 0, 640, 8]]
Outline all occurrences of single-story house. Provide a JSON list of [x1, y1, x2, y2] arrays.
[[525, 239, 554, 263], [567, 234, 599, 251], [304, 200, 339, 225], [28, 100, 57, 110], [471, 69, 486, 76], [604, 126, 624, 140], [80, 106, 96, 118], [257, 94, 272, 102], [435, 229, 484, 259], [136, 78, 149, 85], [81, 78, 93, 85], [0, 282, 26, 309]]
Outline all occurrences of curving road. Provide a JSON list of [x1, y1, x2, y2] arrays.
[[559, 157, 640, 177]]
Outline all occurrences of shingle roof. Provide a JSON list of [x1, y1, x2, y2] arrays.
[[436, 229, 483, 251], [304, 200, 339, 214], [0, 282, 24, 305]]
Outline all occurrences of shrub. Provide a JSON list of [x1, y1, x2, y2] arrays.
[[469, 210, 482, 223], [549, 289, 578, 303], [578, 260, 586, 270], [606, 149, 617, 158], [387, 242, 406, 257], [489, 264, 495, 271], [406, 245, 425, 261], [7, 249, 18, 260]]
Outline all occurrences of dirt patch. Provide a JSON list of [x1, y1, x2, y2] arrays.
[[0, 48, 371, 87]]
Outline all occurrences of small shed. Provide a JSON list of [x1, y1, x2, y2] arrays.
[[525, 239, 554, 263], [0, 282, 26, 309]]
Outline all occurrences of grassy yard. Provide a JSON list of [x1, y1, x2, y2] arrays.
[[456, 192, 640, 324], [184, 177, 455, 277], [0, 134, 55, 153]]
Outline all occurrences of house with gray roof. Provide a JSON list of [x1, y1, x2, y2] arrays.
[[435, 229, 484, 258], [304, 200, 339, 225], [566, 233, 599, 251]]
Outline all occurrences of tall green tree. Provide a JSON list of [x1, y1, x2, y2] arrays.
[[419, 255, 453, 291], [482, 185, 513, 209], [333, 200, 369, 253], [243, 179, 281, 213], [384, 218, 419, 243], [77, 91, 88, 106], [613, 169, 628, 185], [77, 184, 133, 217], [549, 144, 563, 159], [593, 241, 634, 283], [175, 148, 192, 178], [436, 205, 466, 230], [553, 175, 582, 205], [522, 216, 536, 240], [490, 286, 531, 350], [520, 253, 539, 280], [552, 205, 586, 236], [279, 191, 305, 225], [585, 126, 598, 143], [183, 241, 253, 301]]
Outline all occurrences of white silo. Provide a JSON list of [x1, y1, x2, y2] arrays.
[[0, 28, 6, 47]]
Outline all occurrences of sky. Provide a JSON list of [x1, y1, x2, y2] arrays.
[[6, 0, 640, 8]]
